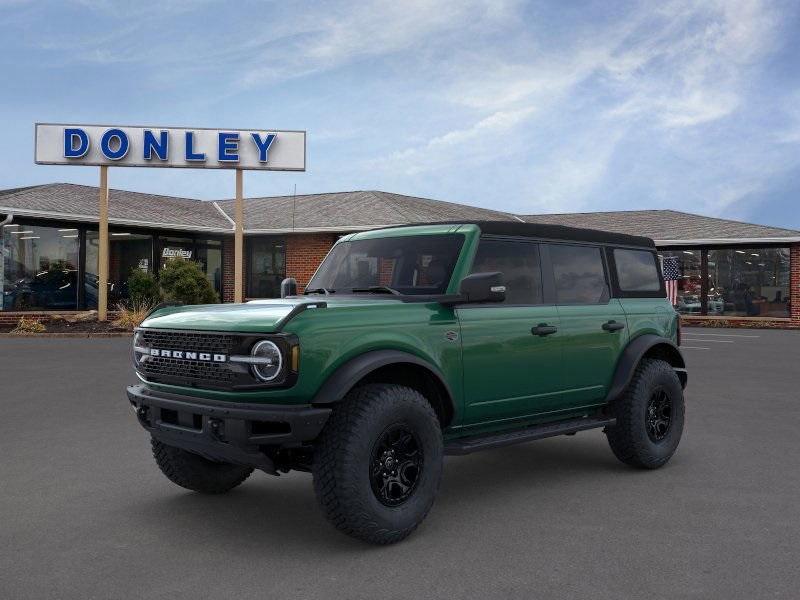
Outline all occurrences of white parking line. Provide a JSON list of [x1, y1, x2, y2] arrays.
[[681, 346, 710, 350], [682, 332, 759, 338], [681, 338, 733, 343]]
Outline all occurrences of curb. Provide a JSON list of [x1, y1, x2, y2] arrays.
[[0, 332, 133, 338]]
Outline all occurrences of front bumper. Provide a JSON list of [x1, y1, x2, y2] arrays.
[[127, 384, 331, 473]]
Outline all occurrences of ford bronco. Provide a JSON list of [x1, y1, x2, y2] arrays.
[[127, 221, 687, 544]]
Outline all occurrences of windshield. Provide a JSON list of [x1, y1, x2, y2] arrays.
[[307, 234, 465, 295]]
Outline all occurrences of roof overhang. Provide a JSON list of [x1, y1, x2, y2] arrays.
[[0, 206, 231, 234], [655, 237, 800, 246]]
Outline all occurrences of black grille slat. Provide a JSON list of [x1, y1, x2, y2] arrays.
[[140, 330, 237, 386], [140, 331, 234, 354]]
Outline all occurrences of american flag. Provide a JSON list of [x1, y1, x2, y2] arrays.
[[662, 256, 680, 305]]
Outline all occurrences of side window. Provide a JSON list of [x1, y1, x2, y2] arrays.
[[614, 249, 661, 292], [549, 244, 609, 304], [470, 239, 542, 304]]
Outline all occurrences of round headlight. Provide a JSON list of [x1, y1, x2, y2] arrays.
[[251, 340, 282, 382], [133, 330, 145, 366]]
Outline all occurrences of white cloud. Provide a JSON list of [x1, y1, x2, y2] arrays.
[[379, 106, 536, 175], [239, 0, 521, 88]]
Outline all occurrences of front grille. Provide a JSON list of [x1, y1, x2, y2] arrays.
[[140, 330, 235, 354], [139, 330, 237, 386]]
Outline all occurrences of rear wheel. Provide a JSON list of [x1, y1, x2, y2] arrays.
[[312, 384, 443, 544], [151, 438, 253, 494], [606, 358, 684, 469]]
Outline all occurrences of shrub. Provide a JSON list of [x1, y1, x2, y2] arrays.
[[11, 316, 46, 334], [113, 300, 156, 331], [127, 269, 161, 305], [159, 259, 219, 305]]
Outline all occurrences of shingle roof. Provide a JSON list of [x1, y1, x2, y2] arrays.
[[0, 183, 230, 232], [520, 210, 800, 244], [1, 184, 798, 243], [214, 190, 517, 231]]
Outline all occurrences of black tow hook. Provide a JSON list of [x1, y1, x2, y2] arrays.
[[135, 405, 150, 426], [208, 418, 224, 441]]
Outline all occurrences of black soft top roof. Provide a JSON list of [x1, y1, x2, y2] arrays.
[[398, 220, 655, 249]]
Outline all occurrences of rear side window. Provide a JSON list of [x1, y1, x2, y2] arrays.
[[614, 249, 661, 292], [470, 239, 542, 304], [549, 244, 609, 304]]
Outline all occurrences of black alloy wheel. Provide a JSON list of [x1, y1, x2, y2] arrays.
[[369, 423, 423, 507], [646, 387, 673, 442], [313, 383, 444, 544], [605, 358, 685, 469]]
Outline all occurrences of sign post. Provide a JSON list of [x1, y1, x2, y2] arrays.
[[235, 169, 244, 303], [34, 123, 306, 319], [98, 166, 109, 320]]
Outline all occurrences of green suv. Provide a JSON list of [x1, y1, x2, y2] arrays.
[[128, 222, 687, 544]]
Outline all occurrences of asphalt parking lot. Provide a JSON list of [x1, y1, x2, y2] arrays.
[[1, 328, 799, 600]]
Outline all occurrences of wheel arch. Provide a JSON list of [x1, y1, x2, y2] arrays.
[[311, 350, 456, 428], [606, 334, 687, 403]]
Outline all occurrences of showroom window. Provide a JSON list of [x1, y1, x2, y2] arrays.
[[157, 236, 224, 298], [707, 248, 790, 318], [196, 240, 223, 297], [247, 237, 286, 298], [85, 230, 154, 308], [1, 223, 80, 310], [658, 250, 703, 315]]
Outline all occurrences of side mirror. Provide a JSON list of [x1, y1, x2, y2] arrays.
[[458, 272, 505, 303], [280, 277, 298, 298]]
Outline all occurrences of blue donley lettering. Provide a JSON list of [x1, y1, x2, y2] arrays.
[[61, 128, 280, 165]]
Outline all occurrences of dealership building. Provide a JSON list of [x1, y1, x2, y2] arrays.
[[1, 182, 798, 328]]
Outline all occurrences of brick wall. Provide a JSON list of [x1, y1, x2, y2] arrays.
[[791, 243, 800, 324], [286, 234, 338, 293], [222, 237, 235, 303], [219, 233, 337, 301]]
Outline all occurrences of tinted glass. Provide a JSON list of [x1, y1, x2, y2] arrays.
[[197, 241, 223, 296], [614, 249, 661, 291], [1, 224, 80, 310], [308, 234, 464, 295], [550, 244, 608, 304], [85, 230, 153, 307], [247, 237, 286, 298], [470, 239, 542, 304], [707, 247, 790, 318]]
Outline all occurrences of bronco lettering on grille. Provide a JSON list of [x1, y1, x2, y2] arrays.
[[149, 348, 227, 362]]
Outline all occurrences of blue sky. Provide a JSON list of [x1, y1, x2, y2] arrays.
[[1, 0, 799, 228]]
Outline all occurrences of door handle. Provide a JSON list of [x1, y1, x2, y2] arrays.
[[531, 323, 558, 336], [602, 320, 625, 332]]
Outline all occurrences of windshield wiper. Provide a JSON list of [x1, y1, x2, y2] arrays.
[[350, 286, 401, 295], [304, 287, 334, 295]]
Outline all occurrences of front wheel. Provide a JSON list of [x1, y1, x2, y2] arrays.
[[151, 438, 253, 494], [312, 384, 443, 544], [606, 358, 685, 469]]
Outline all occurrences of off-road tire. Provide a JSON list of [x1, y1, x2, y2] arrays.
[[606, 358, 684, 469], [151, 438, 253, 494], [312, 384, 443, 545]]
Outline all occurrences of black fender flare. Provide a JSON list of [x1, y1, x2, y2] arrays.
[[311, 349, 456, 420], [605, 334, 687, 403]]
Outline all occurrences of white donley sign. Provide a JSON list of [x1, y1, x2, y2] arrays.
[[34, 123, 306, 171]]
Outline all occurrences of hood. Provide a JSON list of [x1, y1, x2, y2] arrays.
[[140, 296, 400, 333]]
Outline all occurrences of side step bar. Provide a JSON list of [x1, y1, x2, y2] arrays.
[[444, 415, 616, 456]]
